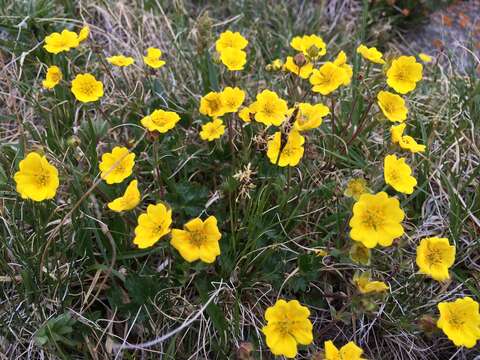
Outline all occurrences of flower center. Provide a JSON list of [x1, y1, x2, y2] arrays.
[[426, 249, 442, 266], [80, 82, 96, 96], [262, 102, 276, 116], [36, 173, 50, 186], [114, 163, 125, 174], [362, 208, 384, 230], [448, 311, 465, 328], [51, 73, 61, 82], [190, 231, 206, 246], [320, 71, 334, 86], [152, 116, 168, 126], [207, 98, 221, 113], [387, 168, 400, 182], [384, 102, 394, 113], [297, 113, 308, 125], [395, 69, 407, 82], [282, 145, 295, 157]]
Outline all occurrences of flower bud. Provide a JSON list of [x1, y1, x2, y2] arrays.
[[237, 342, 254, 360], [293, 53, 307, 67], [146, 131, 160, 142], [66, 135, 81, 147], [418, 314, 437, 335]]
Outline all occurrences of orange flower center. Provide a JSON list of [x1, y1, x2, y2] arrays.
[[50, 72, 61, 82], [206, 98, 221, 113]]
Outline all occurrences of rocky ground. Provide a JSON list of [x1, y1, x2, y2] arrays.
[[403, 0, 480, 73]]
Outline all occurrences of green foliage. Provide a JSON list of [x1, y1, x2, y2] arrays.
[[1, 0, 479, 359]]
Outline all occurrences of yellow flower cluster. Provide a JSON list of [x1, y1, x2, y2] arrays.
[[14, 22, 478, 358], [215, 31, 248, 71], [43, 25, 89, 54]]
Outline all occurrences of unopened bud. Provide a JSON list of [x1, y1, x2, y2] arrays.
[[66, 135, 81, 147], [418, 314, 437, 335], [293, 53, 307, 67], [146, 131, 160, 142], [237, 342, 254, 360]]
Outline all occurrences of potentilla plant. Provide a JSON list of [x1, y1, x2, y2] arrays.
[[7, 22, 480, 359]]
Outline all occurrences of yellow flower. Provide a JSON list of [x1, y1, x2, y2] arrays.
[[141, 109, 180, 133], [43, 29, 79, 54], [267, 130, 305, 167], [13, 152, 59, 202], [99, 146, 135, 184], [284, 56, 313, 79], [399, 135, 426, 153], [419, 53, 433, 63], [354, 272, 389, 294], [377, 91, 408, 122], [143, 47, 166, 69], [333, 50, 353, 85], [200, 118, 225, 141], [215, 30, 248, 53], [262, 299, 313, 358], [171, 216, 221, 263], [250, 90, 288, 126], [77, 25, 90, 42], [42, 65, 62, 89], [344, 178, 369, 201], [309, 62, 346, 95], [290, 34, 326, 59], [416, 237, 455, 281], [71, 73, 104, 103], [220, 87, 245, 113], [437, 297, 480, 348], [238, 106, 253, 123], [386, 55, 423, 94], [199, 92, 226, 118], [324, 340, 366, 360], [106, 55, 134, 67], [292, 103, 329, 131], [349, 192, 404, 248], [268, 58, 284, 71], [107, 180, 141, 212], [133, 203, 172, 249], [390, 124, 426, 153], [356, 44, 385, 64], [384, 154, 417, 194], [390, 123, 406, 144], [220, 48, 247, 71]]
